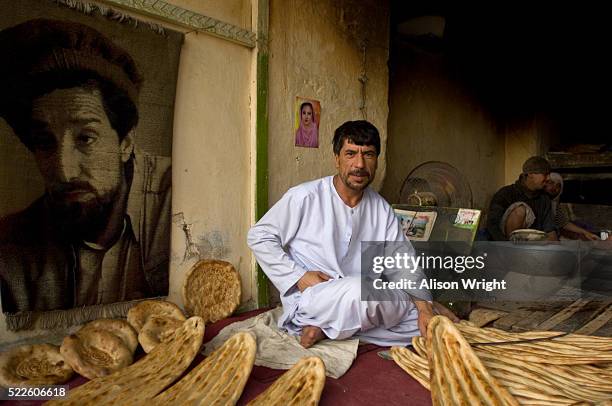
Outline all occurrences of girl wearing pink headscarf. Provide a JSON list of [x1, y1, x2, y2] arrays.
[[295, 101, 319, 148]]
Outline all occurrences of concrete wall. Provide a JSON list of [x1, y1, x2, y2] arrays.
[[167, 22, 254, 309], [504, 121, 539, 185], [380, 45, 506, 211], [504, 116, 554, 184], [267, 0, 391, 204]]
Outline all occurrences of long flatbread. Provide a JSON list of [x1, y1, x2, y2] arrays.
[[45, 316, 204, 406], [393, 320, 612, 404], [390, 346, 430, 390], [247, 357, 326, 406], [427, 316, 519, 406], [151, 332, 256, 405]]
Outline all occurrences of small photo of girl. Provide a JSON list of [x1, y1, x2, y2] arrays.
[[294, 97, 321, 148]]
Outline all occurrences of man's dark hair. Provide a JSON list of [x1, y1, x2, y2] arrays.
[[4, 73, 137, 148], [332, 120, 380, 156]]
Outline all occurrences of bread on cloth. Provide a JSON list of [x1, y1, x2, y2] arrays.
[[60, 319, 137, 379], [46, 316, 204, 406], [127, 300, 186, 333], [0, 343, 73, 387], [138, 315, 184, 353]]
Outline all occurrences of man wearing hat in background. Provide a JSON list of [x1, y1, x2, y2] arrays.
[[544, 173, 600, 241], [0, 19, 171, 314], [486, 156, 557, 241]]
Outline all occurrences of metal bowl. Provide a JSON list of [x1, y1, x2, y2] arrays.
[[509, 228, 547, 242]]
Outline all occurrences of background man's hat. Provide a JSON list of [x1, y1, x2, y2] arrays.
[[0, 18, 143, 114], [522, 156, 552, 174]]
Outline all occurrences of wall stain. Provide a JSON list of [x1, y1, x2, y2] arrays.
[[196, 230, 230, 260], [172, 213, 231, 264]]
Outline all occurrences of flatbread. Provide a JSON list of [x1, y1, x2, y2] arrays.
[[60, 328, 133, 380], [0, 344, 73, 387], [46, 316, 204, 406], [390, 346, 430, 390], [428, 316, 519, 406], [79, 319, 138, 353], [127, 300, 186, 333], [183, 259, 241, 324], [152, 331, 256, 405], [138, 315, 184, 353], [395, 322, 612, 404], [247, 357, 326, 406]]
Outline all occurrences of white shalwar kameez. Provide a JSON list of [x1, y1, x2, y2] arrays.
[[247, 176, 425, 346]]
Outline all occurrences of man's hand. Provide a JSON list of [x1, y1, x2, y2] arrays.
[[433, 302, 460, 322], [415, 301, 460, 338], [582, 230, 600, 241], [414, 300, 434, 338], [297, 271, 331, 292]]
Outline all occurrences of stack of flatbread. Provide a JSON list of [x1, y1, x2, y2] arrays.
[[60, 319, 138, 379], [391, 316, 612, 405], [127, 300, 186, 353], [46, 316, 204, 405], [0, 343, 73, 387]]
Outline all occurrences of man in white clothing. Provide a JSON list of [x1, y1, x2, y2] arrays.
[[248, 120, 455, 348]]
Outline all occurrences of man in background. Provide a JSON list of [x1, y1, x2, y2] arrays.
[[487, 156, 557, 241], [544, 173, 599, 241], [0, 19, 171, 313]]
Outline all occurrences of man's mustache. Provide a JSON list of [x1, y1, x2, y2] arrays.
[[350, 170, 370, 177], [49, 181, 96, 196]]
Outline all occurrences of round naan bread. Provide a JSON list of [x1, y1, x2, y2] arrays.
[[183, 260, 241, 324], [127, 300, 186, 333], [139, 315, 184, 353], [0, 343, 73, 387], [60, 319, 137, 380], [80, 319, 138, 353]]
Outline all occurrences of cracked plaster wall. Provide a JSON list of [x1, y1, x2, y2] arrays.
[[167, 0, 254, 309], [268, 0, 391, 205]]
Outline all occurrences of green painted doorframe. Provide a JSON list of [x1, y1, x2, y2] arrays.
[[255, 0, 270, 308]]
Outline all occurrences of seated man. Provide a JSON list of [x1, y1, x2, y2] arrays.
[[544, 173, 599, 241], [486, 156, 557, 241], [248, 120, 456, 348]]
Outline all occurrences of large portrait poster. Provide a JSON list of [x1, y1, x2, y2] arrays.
[[0, 0, 183, 330]]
